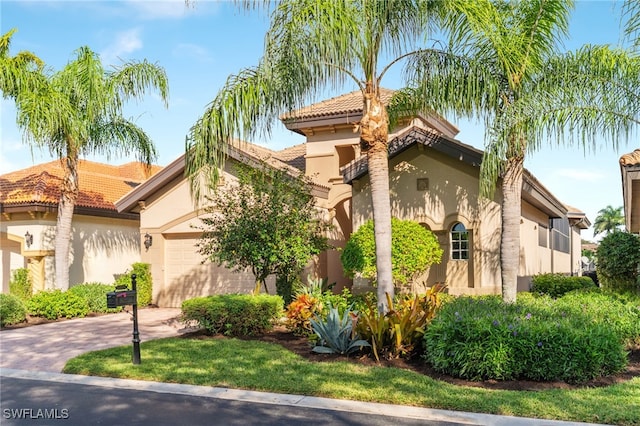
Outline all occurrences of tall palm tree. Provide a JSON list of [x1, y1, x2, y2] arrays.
[[1, 32, 169, 290], [185, 0, 448, 312], [593, 206, 625, 237], [394, 0, 574, 302], [0, 29, 43, 98]]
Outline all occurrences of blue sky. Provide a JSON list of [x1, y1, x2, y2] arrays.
[[1, 0, 636, 241]]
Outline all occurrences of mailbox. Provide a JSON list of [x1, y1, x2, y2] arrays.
[[106, 289, 137, 308]]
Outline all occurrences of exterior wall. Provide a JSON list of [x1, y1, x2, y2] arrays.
[[519, 200, 552, 280], [351, 144, 503, 295], [138, 160, 277, 307], [1, 213, 140, 291]]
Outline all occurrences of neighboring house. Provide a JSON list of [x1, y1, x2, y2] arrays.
[[620, 148, 640, 233], [117, 89, 589, 307], [0, 160, 161, 292]]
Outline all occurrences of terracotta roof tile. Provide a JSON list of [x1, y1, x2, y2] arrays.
[[620, 149, 640, 166], [282, 88, 395, 120], [275, 143, 306, 172], [0, 160, 161, 211]]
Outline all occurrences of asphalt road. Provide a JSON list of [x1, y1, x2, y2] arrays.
[[1, 376, 461, 426]]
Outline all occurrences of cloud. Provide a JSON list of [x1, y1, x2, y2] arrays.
[[555, 168, 605, 182], [126, 0, 193, 20], [100, 28, 143, 65], [172, 43, 213, 63]]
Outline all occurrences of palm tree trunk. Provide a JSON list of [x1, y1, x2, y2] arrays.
[[500, 155, 524, 303], [360, 86, 393, 313], [54, 156, 79, 290]]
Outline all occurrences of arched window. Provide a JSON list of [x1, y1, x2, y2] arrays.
[[451, 222, 469, 260]]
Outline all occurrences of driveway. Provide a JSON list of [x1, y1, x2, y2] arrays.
[[0, 308, 185, 372]]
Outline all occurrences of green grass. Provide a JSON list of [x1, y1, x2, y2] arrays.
[[63, 337, 640, 425]]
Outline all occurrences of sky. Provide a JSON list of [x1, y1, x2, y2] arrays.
[[1, 0, 637, 242]]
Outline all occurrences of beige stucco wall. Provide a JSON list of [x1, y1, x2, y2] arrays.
[[350, 144, 503, 295], [1, 213, 140, 291], [138, 160, 279, 307]]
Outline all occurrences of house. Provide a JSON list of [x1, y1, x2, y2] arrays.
[[620, 148, 640, 233], [0, 160, 161, 292], [116, 90, 589, 307]]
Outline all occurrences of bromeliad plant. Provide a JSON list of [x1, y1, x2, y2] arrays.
[[358, 284, 446, 361], [310, 304, 370, 355]]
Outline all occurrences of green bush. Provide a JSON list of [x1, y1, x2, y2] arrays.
[[597, 231, 640, 292], [115, 263, 152, 306], [27, 290, 90, 320], [181, 294, 284, 336], [341, 218, 443, 289], [531, 273, 596, 298], [423, 295, 627, 383], [69, 283, 122, 314], [551, 289, 640, 346], [0, 293, 27, 327], [9, 268, 32, 301]]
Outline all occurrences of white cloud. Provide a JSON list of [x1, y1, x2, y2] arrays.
[[100, 28, 143, 65], [554, 168, 605, 182], [172, 43, 213, 63], [126, 0, 193, 20]]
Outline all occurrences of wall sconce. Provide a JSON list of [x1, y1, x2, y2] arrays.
[[24, 231, 33, 248], [144, 233, 153, 251]]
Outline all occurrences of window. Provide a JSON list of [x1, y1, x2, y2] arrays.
[[550, 217, 570, 254], [538, 224, 548, 247], [451, 222, 469, 260]]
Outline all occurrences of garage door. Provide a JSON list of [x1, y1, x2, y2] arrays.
[[162, 236, 258, 307]]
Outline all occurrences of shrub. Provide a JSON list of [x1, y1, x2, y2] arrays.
[[285, 293, 323, 336], [357, 284, 446, 360], [341, 218, 443, 289], [27, 290, 90, 320], [9, 268, 32, 301], [310, 304, 370, 355], [423, 295, 627, 383], [597, 231, 640, 292], [69, 283, 122, 313], [531, 273, 596, 298], [115, 263, 152, 306], [0, 293, 27, 327], [181, 294, 284, 336]]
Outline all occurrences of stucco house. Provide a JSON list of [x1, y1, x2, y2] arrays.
[[0, 160, 160, 292], [620, 148, 640, 233], [115, 90, 589, 307]]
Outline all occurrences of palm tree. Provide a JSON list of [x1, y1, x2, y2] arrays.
[[593, 206, 625, 237], [1, 31, 169, 290], [0, 29, 43, 98], [394, 0, 575, 302], [185, 0, 450, 312]]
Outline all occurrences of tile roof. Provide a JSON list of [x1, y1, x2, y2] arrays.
[[0, 160, 161, 211], [282, 88, 395, 120], [620, 149, 640, 166], [275, 143, 307, 172]]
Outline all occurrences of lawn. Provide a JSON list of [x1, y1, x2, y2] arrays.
[[63, 335, 640, 426]]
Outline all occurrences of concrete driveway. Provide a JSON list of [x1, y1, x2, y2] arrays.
[[0, 308, 185, 372]]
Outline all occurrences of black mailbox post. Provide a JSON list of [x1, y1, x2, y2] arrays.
[[106, 274, 141, 364]]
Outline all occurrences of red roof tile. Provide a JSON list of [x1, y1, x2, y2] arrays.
[[0, 160, 162, 211]]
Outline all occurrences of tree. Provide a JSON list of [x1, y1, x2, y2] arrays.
[[0, 29, 43, 98], [185, 0, 450, 312], [593, 206, 625, 237], [197, 161, 330, 298], [341, 218, 443, 290], [596, 231, 640, 292], [1, 32, 169, 290], [392, 0, 574, 303]]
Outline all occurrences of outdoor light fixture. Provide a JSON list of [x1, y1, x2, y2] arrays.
[[144, 233, 153, 250], [24, 231, 33, 248]]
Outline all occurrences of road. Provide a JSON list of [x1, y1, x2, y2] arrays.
[[1, 376, 462, 426]]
